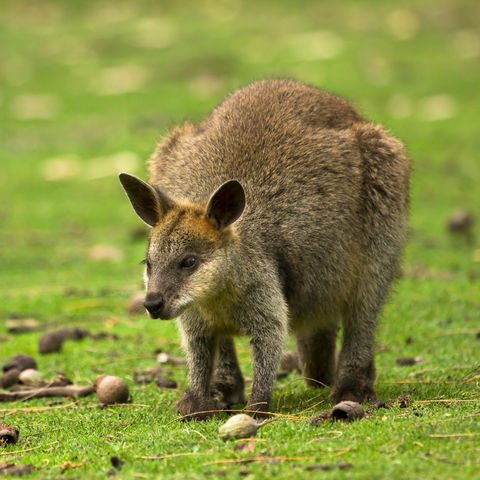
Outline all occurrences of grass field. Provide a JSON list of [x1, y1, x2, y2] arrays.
[[1, 0, 479, 478]]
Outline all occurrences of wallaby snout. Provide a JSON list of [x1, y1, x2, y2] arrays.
[[144, 293, 165, 319]]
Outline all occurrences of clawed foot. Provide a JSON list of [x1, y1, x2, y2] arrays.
[[211, 376, 245, 409], [175, 389, 219, 421], [331, 380, 377, 405]]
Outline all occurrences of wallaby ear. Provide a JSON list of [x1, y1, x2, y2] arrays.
[[119, 173, 172, 227], [206, 180, 245, 230]]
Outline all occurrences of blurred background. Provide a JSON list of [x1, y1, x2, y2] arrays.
[[0, 0, 479, 309]]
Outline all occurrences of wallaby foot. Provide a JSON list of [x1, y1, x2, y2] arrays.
[[331, 360, 377, 404], [175, 389, 219, 421], [245, 397, 272, 419], [211, 375, 245, 408]]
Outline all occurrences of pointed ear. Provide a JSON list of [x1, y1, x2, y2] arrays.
[[119, 173, 172, 227], [206, 180, 245, 230]]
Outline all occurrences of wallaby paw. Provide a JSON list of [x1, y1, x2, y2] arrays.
[[331, 382, 377, 405], [175, 389, 218, 421], [211, 378, 245, 408]]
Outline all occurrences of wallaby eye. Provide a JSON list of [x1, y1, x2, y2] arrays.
[[140, 259, 151, 272], [180, 256, 197, 270]]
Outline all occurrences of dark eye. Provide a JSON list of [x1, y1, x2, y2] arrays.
[[140, 259, 151, 271], [180, 256, 197, 270]]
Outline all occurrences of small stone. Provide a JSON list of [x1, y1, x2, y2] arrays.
[[95, 375, 130, 405], [218, 414, 260, 441], [0, 424, 19, 446], [2, 354, 37, 373]]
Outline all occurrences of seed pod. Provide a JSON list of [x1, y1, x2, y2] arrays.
[[49, 373, 73, 387], [448, 209, 473, 232], [94, 375, 130, 405], [156, 377, 177, 389], [0, 424, 19, 445], [331, 401, 365, 422], [18, 369, 46, 387], [2, 354, 37, 373], [0, 368, 21, 389], [218, 414, 259, 441], [38, 331, 65, 354]]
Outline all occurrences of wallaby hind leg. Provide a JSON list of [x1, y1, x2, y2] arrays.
[[332, 295, 381, 404], [332, 122, 409, 404], [296, 324, 338, 388], [211, 337, 245, 408]]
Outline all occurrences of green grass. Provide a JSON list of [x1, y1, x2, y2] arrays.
[[1, 0, 479, 478]]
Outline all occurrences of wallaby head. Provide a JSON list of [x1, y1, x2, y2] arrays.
[[119, 173, 245, 320]]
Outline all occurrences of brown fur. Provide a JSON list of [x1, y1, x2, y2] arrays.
[[119, 79, 410, 419]]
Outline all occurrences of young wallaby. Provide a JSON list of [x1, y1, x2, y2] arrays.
[[119, 79, 410, 420]]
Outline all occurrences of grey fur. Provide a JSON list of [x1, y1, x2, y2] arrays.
[[119, 79, 410, 419]]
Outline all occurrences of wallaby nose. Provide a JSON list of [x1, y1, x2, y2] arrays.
[[144, 294, 165, 318]]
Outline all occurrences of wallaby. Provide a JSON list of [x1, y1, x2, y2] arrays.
[[119, 79, 410, 420]]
